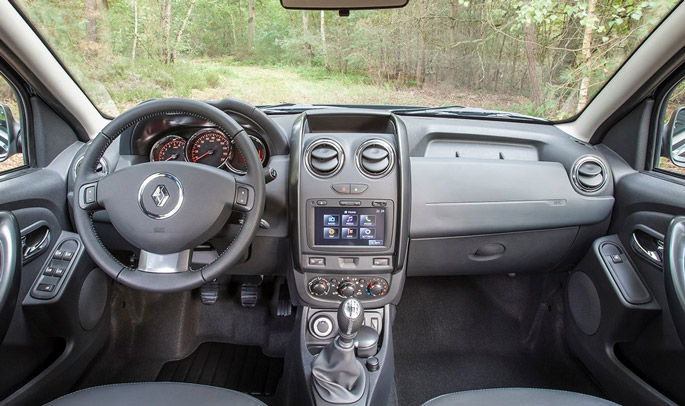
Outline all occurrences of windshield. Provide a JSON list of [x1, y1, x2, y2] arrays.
[[14, 0, 679, 120]]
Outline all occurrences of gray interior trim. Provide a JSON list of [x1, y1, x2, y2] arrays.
[[410, 158, 614, 238]]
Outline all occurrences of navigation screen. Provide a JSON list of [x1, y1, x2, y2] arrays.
[[314, 207, 386, 246]]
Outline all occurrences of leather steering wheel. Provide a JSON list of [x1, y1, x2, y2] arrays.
[[665, 216, 685, 347], [73, 99, 265, 293]]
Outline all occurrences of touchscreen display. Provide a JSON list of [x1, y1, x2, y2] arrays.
[[314, 207, 386, 246]]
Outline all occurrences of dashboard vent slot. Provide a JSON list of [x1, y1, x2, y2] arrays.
[[572, 156, 607, 193], [356, 139, 395, 178], [305, 139, 344, 178]]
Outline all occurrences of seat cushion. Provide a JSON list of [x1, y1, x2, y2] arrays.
[[423, 388, 620, 406], [45, 382, 267, 406]]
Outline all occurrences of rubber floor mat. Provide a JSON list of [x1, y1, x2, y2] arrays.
[[156, 342, 283, 397]]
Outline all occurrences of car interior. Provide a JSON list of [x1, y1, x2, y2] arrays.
[[0, 0, 685, 405]]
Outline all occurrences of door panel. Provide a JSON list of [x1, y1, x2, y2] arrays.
[[0, 97, 110, 404]]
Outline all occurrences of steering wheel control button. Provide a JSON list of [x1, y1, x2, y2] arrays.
[[350, 184, 368, 194], [137, 173, 184, 219], [309, 257, 325, 266], [372, 258, 389, 266], [236, 187, 249, 206], [332, 183, 351, 194]]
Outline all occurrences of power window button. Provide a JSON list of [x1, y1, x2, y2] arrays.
[[610, 254, 622, 263]]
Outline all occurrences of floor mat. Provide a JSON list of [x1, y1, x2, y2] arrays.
[[393, 275, 605, 406], [156, 342, 283, 397]]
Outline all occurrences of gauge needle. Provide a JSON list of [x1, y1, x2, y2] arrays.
[[195, 149, 215, 161], [165, 154, 178, 161]]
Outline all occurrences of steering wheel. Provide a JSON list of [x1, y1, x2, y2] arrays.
[[73, 99, 265, 293], [665, 216, 685, 347]]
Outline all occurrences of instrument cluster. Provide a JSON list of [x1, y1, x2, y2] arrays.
[[149, 127, 268, 174]]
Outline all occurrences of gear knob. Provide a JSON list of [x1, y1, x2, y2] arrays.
[[337, 298, 364, 344]]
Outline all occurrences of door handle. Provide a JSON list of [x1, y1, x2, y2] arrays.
[[20, 221, 51, 264], [631, 229, 664, 266]]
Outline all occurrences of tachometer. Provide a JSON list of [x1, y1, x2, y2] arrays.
[[185, 129, 231, 167], [227, 135, 267, 174], [150, 136, 187, 162]]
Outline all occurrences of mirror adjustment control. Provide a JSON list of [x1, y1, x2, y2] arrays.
[[37, 284, 55, 292]]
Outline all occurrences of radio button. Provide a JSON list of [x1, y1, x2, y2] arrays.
[[339, 200, 361, 206]]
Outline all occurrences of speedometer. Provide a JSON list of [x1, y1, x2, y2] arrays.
[[227, 136, 267, 174], [150, 136, 187, 162], [185, 129, 231, 167]]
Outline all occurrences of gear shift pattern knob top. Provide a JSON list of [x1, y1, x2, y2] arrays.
[[337, 298, 364, 344]]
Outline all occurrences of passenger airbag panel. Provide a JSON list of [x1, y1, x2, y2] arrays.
[[410, 158, 614, 237]]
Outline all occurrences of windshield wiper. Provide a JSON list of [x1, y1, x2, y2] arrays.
[[392, 106, 549, 122]]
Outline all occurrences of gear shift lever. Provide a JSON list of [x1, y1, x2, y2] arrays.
[[337, 298, 364, 346], [311, 298, 367, 403]]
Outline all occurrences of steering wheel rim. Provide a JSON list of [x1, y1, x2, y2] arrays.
[[73, 99, 265, 293], [665, 216, 685, 347]]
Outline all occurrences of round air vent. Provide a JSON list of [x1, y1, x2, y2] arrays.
[[572, 156, 607, 193], [305, 139, 344, 178], [356, 139, 395, 178]]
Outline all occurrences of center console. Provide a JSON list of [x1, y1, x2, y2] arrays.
[[287, 110, 410, 406], [289, 110, 410, 309]]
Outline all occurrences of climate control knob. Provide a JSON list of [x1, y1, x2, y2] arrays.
[[338, 282, 356, 298], [367, 282, 384, 296], [309, 278, 330, 296]]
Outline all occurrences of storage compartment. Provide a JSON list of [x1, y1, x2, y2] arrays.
[[407, 227, 578, 276]]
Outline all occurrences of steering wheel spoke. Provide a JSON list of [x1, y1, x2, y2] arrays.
[[138, 249, 191, 273]]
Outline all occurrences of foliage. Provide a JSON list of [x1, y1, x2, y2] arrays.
[[14, 0, 679, 119]]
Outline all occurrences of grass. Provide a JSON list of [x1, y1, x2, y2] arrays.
[[89, 58, 531, 116]]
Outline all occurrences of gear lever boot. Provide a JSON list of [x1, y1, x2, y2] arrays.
[[311, 298, 367, 403]]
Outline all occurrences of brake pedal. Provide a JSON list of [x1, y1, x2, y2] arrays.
[[241, 283, 260, 307]]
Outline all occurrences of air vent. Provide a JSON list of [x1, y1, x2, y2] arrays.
[[305, 139, 344, 178], [572, 156, 607, 193], [356, 139, 395, 178]]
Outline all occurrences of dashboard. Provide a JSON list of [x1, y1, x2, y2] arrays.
[[67, 99, 616, 310]]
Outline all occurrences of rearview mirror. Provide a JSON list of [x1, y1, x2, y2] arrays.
[[667, 107, 685, 167], [0, 104, 20, 163], [280, 0, 408, 11]]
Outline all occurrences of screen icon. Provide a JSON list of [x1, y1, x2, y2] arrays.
[[323, 227, 340, 239], [359, 227, 376, 239], [360, 215, 376, 226], [342, 227, 358, 239], [323, 214, 340, 226], [342, 214, 358, 227]]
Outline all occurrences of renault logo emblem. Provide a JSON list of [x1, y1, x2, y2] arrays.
[[151, 185, 169, 207]]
